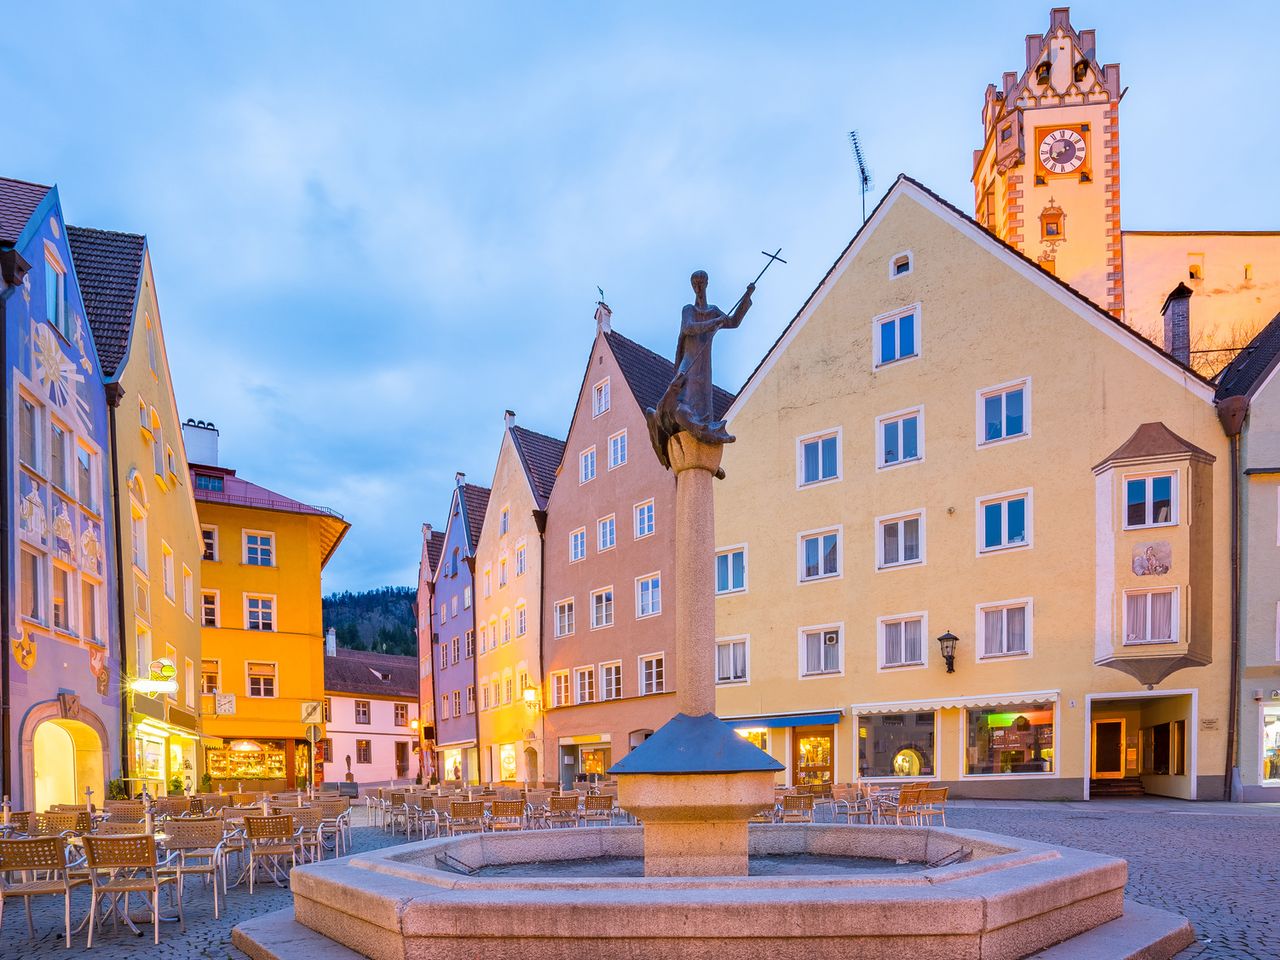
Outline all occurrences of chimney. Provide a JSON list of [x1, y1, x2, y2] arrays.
[[595, 300, 612, 334], [1161, 282, 1193, 367], [325, 627, 337, 656], [455, 471, 465, 486], [422, 522, 433, 541], [504, 409, 516, 429], [182, 418, 220, 466]]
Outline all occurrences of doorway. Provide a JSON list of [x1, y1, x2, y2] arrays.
[[395, 741, 410, 779], [524, 746, 539, 786], [1092, 719, 1125, 778], [34, 719, 104, 810], [792, 726, 834, 784]]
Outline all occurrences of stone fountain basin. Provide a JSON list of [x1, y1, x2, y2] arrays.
[[280, 824, 1141, 960]]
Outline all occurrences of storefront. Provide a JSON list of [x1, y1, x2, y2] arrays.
[[204, 738, 315, 792], [557, 733, 612, 790], [858, 712, 937, 779], [129, 715, 200, 797], [726, 711, 843, 786], [437, 742, 480, 785], [1260, 704, 1279, 785]]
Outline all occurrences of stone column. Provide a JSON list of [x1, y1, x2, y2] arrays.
[[667, 431, 721, 717]]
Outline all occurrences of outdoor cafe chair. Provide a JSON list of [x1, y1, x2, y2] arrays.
[[0, 835, 88, 947], [581, 794, 616, 826], [243, 815, 296, 894], [545, 795, 581, 829], [885, 787, 926, 825], [161, 819, 228, 918], [488, 800, 528, 832], [33, 811, 90, 837], [93, 821, 150, 836], [446, 800, 486, 837], [104, 801, 145, 823], [1, 811, 32, 837], [289, 808, 325, 863], [153, 797, 191, 819], [913, 787, 949, 827], [832, 784, 874, 825], [82, 833, 184, 946], [780, 794, 815, 823], [313, 798, 353, 854]]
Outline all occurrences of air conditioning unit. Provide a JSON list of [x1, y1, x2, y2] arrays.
[[823, 631, 840, 647]]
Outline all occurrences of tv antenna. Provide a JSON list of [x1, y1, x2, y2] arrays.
[[848, 130, 873, 224]]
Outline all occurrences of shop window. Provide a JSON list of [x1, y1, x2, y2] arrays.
[[736, 728, 767, 751], [859, 713, 936, 778], [965, 703, 1054, 775], [1263, 707, 1280, 782], [356, 740, 372, 764], [499, 743, 517, 781]]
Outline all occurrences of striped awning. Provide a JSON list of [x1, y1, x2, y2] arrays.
[[850, 690, 1059, 716], [725, 711, 843, 730]]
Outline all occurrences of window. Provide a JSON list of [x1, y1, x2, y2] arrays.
[[49, 421, 69, 491], [201, 591, 219, 627], [21, 549, 44, 622], [161, 543, 175, 600], [640, 655, 665, 695], [246, 595, 275, 631], [878, 513, 923, 568], [980, 601, 1030, 658], [798, 431, 839, 486], [716, 547, 746, 594], [601, 662, 622, 701], [551, 672, 570, 707], [324, 697, 332, 722], [356, 740, 372, 764], [355, 700, 371, 724], [247, 662, 277, 698], [201, 526, 218, 561], [634, 500, 655, 539], [516, 605, 527, 637], [859, 713, 936, 778], [464, 585, 472, 608], [979, 492, 1030, 552], [466, 629, 476, 657], [439, 644, 448, 671], [880, 615, 925, 668], [194, 473, 224, 492], [799, 529, 840, 581], [131, 504, 148, 571], [575, 667, 596, 704], [635, 574, 662, 618], [891, 252, 912, 277], [503, 676, 513, 704], [440, 694, 450, 720], [501, 616, 511, 644], [979, 381, 1028, 444], [451, 636, 460, 664], [201, 660, 219, 695], [480, 570, 490, 599], [451, 596, 459, 616], [570, 528, 587, 562], [879, 409, 921, 467], [45, 251, 67, 338], [609, 430, 628, 469], [580, 447, 597, 483], [591, 588, 614, 629], [499, 557, 508, 587], [320, 739, 333, 763], [555, 599, 575, 638], [76, 445, 96, 509], [515, 544, 526, 576], [136, 625, 152, 675], [1125, 474, 1176, 528], [245, 531, 274, 566], [966, 703, 1054, 775], [482, 684, 491, 710], [182, 566, 194, 617], [80, 579, 100, 641], [875, 307, 918, 366], [1125, 588, 1176, 645], [592, 378, 611, 417], [597, 515, 616, 551], [801, 627, 842, 676], [500, 507, 510, 536], [716, 638, 748, 683], [52, 565, 71, 632], [452, 689, 462, 716], [18, 396, 39, 470]]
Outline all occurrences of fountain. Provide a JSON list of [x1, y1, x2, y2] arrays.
[[234, 270, 1195, 959]]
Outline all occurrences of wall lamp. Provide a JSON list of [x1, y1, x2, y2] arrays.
[[937, 631, 959, 673]]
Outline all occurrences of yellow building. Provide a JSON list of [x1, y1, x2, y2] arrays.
[[474, 411, 564, 785], [973, 8, 1280, 376], [185, 421, 349, 792], [714, 175, 1233, 800], [70, 227, 204, 797]]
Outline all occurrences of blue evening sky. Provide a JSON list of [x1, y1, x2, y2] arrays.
[[5, 2, 1277, 591]]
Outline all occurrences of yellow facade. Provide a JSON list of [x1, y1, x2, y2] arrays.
[[713, 178, 1232, 800], [113, 252, 204, 796], [192, 447, 348, 791]]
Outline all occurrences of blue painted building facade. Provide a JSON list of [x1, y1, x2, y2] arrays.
[[430, 476, 488, 784], [2, 178, 122, 810]]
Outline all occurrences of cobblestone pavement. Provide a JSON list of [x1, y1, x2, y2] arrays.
[[946, 800, 1280, 960], [2, 801, 1275, 959]]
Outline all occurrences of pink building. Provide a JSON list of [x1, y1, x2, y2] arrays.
[[322, 643, 421, 788]]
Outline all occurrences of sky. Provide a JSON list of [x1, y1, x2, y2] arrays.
[[5, 2, 1278, 592]]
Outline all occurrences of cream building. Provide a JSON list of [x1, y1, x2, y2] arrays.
[[70, 227, 205, 796], [474, 412, 564, 785], [713, 175, 1233, 800]]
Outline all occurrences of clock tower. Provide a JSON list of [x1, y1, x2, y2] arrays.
[[973, 8, 1123, 316]]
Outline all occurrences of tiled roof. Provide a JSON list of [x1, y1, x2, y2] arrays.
[[423, 525, 445, 576], [510, 425, 565, 509], [324, 648, 418, 698], [460, 483, 491, 552], [1094, 422, 1216, 471], [603, 330, 734, 418], [0, 176, 51, 244], [66, 226, 146, 379], [1215, 312, 1280, 401]]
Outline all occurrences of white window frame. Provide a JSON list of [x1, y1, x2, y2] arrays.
[[798, 623, 844, 679], [876, 509, 926, 570], [715, 636, 750, 685], [499, 505, 510, 536], [635, 573, 662, 619], [18, 546, 46, 625], [715, 544, 748, 595], [1122, 587, 1179, 646], [515, 604, 527, 637], [976, 598, 1034, 660], [554, 598, 575, 638], [590, 586, 614, 630], [182, 564, 194, 618], [514, 541, 527, 576], [876, 405, 924, 470], [871, 303, 921, 369], [877, 612, 929, 671], [1122, 471, 1179, 530], [243, 529, 275, 567], [592, 377, 611, 418], [550, 671, 571, 708], [246, 660, 278, 698], [976, 378, 1031, 448], [574, 666, 596, 704], [201, 659, 220, 696], [976, 488, 1033, 555], [597, 514, 616, 552], [245, 593, 277, 632], [634, 499, 655, 539], [795, 427, 842, 488], [579, 446, 597, 484], [797, 525, 842, 583], [201, 525, 219, 562], [201, 589, 220, 628], [638, 653, 666, 696], [889, 250, 913, 278], [161, 542, 176, 601], [608, 429, 628, 470], [600, 660, 623, 701], [569, 527, 587, 563]]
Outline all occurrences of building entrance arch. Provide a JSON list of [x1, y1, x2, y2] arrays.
[[21, 701, 110, 810]]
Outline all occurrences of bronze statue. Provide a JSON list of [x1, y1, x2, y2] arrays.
[[646, 270, 754, 472]]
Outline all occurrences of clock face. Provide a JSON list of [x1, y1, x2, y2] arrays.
[[1039, 128, 1087, 174]]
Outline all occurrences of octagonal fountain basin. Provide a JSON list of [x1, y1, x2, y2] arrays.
[[233, 823, 1191, 960]]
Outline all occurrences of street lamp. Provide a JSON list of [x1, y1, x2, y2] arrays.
[[937, 631, 959, 673], [523, 685, 541, 711]]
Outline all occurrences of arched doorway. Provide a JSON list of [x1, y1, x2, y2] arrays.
[[524, 746, 539, 786], [33, 718, 104, 810]]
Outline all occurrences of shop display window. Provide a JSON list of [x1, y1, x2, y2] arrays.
[[966, 704, 1054, 775], [859, 713, 935, 778]]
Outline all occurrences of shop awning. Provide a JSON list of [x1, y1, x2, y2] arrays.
[[725, 712, 843, 730], [851, 691, 1059, 716]]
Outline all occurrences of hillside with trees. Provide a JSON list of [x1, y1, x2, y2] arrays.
[[322, 586, 417, 657]]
